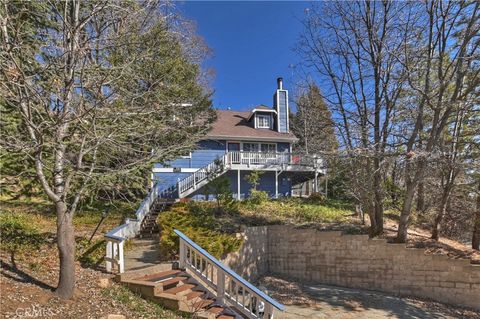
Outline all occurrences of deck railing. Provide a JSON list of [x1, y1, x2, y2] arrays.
[[175, 229, 285, 319], [227, 151, 319, 167]]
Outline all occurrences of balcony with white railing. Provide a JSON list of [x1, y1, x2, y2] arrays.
[[175, 229, 285, 319], [226, 151, 321, 171]]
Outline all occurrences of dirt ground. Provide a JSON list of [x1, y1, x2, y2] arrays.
[[259, 275, 480, 319], [0, 249, 182, 319], [382, 220, 480, 264]]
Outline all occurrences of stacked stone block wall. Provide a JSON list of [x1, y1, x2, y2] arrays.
[[223, 226, 269, 282], [267, 225, 480, 310], [223, 225, 480, 310]]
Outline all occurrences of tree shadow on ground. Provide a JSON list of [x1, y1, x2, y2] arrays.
[[259, 275, 475, 319], [0, 259, 55, 291]]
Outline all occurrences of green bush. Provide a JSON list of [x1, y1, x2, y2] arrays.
[[158, 203, 242, 259], [0, 212, 45, 267], [249, 189, 269, 205], [308, 192, 326, 203]]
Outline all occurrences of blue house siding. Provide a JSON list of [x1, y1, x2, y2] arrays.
[[189, 170, 291, 200], [153, 140, 227, 191]]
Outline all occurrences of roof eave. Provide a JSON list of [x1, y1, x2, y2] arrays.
[[205, 134, 298, 143]]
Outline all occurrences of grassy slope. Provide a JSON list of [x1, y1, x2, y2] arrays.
[[158, 197, 357, 260]]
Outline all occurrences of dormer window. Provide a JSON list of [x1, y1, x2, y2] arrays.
[[257, 115, 271, 128], [248, 106, 277, 129]]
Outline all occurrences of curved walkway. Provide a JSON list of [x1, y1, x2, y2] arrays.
[[258, 276, 479, 319]]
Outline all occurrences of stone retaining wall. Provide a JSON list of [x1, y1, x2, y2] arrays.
[[226, 225, 480, 310], [223, 226, 268, 282]]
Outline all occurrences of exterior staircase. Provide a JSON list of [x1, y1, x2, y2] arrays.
[[138, 200, 172, 239], [177, 154, 229, 198], [119, 264, 239, 319]]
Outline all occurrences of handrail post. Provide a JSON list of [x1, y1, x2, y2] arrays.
[[106, 240, 113, 272], [217, 269, 225, 304], [179, 240, 186, 269], [118, 241, 125, 273]]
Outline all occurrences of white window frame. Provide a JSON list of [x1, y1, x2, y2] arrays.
[[180, 151, 192, 159], [256, 114, 271, 129]]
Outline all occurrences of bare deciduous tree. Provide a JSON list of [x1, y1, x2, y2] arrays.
[[1, 0, 214, 298]]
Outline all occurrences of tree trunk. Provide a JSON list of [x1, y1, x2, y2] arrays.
[[472, 181, 480, 251], [431, 189, 450, 240], [416, 181, 425, 212], [55, 202, 76, 299], [397, 178, 416, 242]]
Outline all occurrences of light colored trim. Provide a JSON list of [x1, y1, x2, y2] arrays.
[[257, 114, 271, 129], [152, 168, 198, 173], [275, 169, 279, 199], [275, 89, 289, 133], [206, 135, 298, 142], [237, 170, 241, 200], [247, 108, 277, 122]]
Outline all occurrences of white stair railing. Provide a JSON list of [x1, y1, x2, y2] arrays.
[[104, 184, 175, 273], [175, 229, 285, 319], [178, 154, 228, 195]]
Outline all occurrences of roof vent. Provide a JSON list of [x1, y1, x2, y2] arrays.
[[277, 77, 283, 90]]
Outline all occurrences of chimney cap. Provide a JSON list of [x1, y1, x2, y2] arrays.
[[277, 77, 283, 90]]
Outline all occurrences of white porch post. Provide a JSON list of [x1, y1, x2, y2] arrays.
[[275, 170, 279, 199], [150, 171, 154, 189], [237, 169, 241, 200], [314, 169, 318, 193], [106, 241, 113, 272], [118, 241, 125, 273]]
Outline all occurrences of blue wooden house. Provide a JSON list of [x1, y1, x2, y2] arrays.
[[152, 78, 323, 200]]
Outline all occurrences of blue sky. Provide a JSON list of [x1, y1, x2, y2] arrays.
[[179, 1, 309, 111]]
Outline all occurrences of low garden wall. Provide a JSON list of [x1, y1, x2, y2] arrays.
[[225, 225, 480, 310], [223, 226, 269, 282]]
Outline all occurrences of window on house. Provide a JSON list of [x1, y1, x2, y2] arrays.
[[257, 115, 271, 128], [260, 143, 276, 153], [243, 143, 259, 152]]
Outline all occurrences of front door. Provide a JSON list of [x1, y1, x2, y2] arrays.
[[227, 142, 240, 164]]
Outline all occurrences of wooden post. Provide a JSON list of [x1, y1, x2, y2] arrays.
[[217, 270, 225, 303], [118, 241, 125, 273], [275, 170, 279, 199], [237, 169, 241, 200], [106, 241, 113, 272], [179, 241, 186, 269]]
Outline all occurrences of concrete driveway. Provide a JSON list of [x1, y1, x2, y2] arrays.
[[258, 276, 479, 319]]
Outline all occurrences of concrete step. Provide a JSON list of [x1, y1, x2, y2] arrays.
[[132, 238, 159, 247]]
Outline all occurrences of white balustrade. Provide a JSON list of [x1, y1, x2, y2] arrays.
[[176, 229, 284, 319], [105, 184, 174, 273]]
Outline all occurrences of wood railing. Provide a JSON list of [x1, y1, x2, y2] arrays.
[[175, 229, 285, 319], [178, 154, 228, 195], [104, 184, 176, 273], [227, 151, 320, 167]]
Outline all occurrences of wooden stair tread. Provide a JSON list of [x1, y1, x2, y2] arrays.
[[185, 290, 204, 300], [135, 269, 181, 282], [217, 316, 235, 319], [162, 284, 196, 295], [192, 299, 214, 309], [158, 276, 188, 286], [207, 306, 224, 314]]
